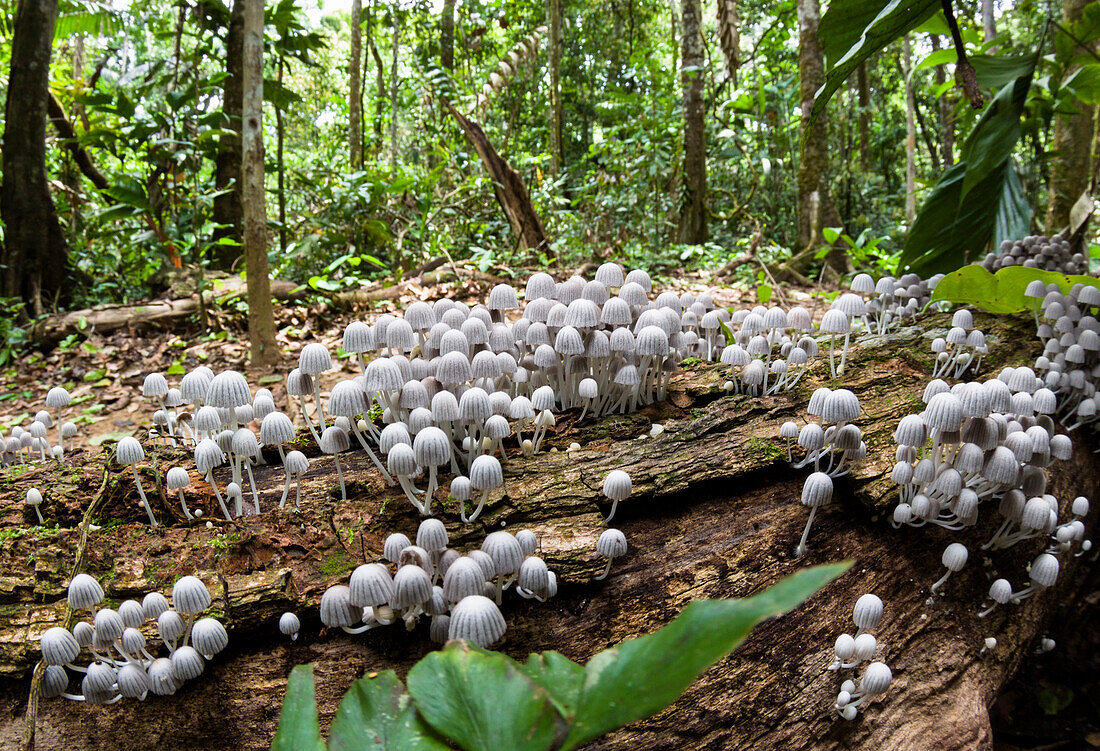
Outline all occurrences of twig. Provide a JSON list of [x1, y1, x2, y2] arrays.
[[941, 0, 983, 108], [22, 462, 111, 751]]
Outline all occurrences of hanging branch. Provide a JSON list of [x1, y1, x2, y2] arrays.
[[941, 0, 983, 108]]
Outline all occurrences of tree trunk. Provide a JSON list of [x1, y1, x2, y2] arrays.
[[349, 0, 363, 169], [981, 0, 996, 44], [2, 312, 1095, 750], [548, 0, 563, 176], [446, 103, 549, 254], [1046, 0, 1095, 234], [678, 0, 707, 244], [212, 0, 245, 269], [856, 62, 871, 173], [275, 58, 288, 256], [903, 36, 916, 223], [440, 0, 455, 72], [389, 8, 400, 168], [796, 0, 844, 272], [931, 35, 954, 168], [366, 0, 385, 152], [242, 0, 277, 368], [0, 0, 68, 315], [716, 0, 740, 86]]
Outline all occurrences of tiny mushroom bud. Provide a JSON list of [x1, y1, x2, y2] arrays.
[[852, 594, 883, 635], [25, 487, 44, 524], [931, 543, 969, 594], [279, 612, 301, 640]]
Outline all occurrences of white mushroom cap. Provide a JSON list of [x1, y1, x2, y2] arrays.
[[602, 470, 632, 501], [515, 529, 538, 556], [858, 662, 892, 695], [67, 573, 104, 611], [852, 594, 884, 631], [171, 645, 205, 681], [172, 575, 212, 615], [383, 533, 411, 563], [800, 472, 834, 507], [416, 519, 449, 552], [852, 633, 876, 662], [82, 662, 119, 703], [448, 595, 507, 648], [147, 657, 179, 696], [41, 665, 70, 699], [596, 528, 628, 558], [166, 466, 191, 491], [142, 373, 170, 398], [279, 612, 301, 638], [941, 543, 969, 572], [118, 599, 145, 629], [349, 563, 395, 608], [1029, 553, 1060, 588], [205, 370, 252, 409], [25, 488, 43, 506], [319, 426, 350, 454], [392, 565, 433, 610], [191, 618, 228, 657], [45, 386, 72, 409], [320, 585, 362, 628], [470, 455, 503, 491], [117, 662, 151, 699], [115, 436, 145, 465], [158, 610, 186, 643], [285, 450, 310, 475], [481, 531, 524, 577], [443, 557, 488, 604], [260, 412, 296, 445], [40, 627, 80, 666]]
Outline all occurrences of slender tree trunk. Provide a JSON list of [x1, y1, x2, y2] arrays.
[[981, 0, 996, 44], [903, 36, 916, 223], [716, 0, 740, 86], [276, 57, 287, 256], [213, 0, 245, 269], [441, 0, 455, 72], [1047, 0, 1095, 233], [366, 0, 385, 152], [930, 35, 954, 167], [0, 0, 68, 314], [669, 0, 678, 75], [796, 0, 843, 271], [856, 62, 871, 172], [548, 0, 563, 175], [242, 0, 277, 367], [390, 8, 400, 168], [678, 0, 707, 244], [349, 0, 362, 169]]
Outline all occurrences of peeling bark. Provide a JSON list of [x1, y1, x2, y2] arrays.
[[0, 313, 1095, 750]]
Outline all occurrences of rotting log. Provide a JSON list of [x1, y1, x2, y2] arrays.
[[0, 311, 1095, 750]]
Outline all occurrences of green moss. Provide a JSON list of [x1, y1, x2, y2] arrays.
[[319, 550, 355, 578], [747, 436, 784, 461]]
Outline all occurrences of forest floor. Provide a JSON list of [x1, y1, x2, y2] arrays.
[[0, 267, 1097, 750]]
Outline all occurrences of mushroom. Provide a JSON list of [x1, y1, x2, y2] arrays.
[[115, 437, 157, 526], [68, 573, 104, 612], [837, 661, 892, 719], [795, 472, 833, 557], [279, 612, 301, 640], [930, 543, 969, 593], [448, 594, 507, 648], [298, 343, 333, 433], [25, 487, 44, 524], [852, 593, 883, 636], [601, 470, 632, 523], [166, 467, 194, 520], [594, 528, 627, 580], [481, 531, 524, 603], [281, 450, 310, 508], [172, 575, 212, 643], [45, 386, 71, 459], [413, 426, 452, 513], [320, 426, 351, 501], [195, 438, 232, 520], [465, 454, 503, 522], [190, 617, 228, 659]]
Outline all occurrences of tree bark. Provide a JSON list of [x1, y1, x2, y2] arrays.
[[856, 62, 871, 173], [678, 0, 707, 244], [981, 0, 996, 44], [212, 0, 246, 269], [796, 0, 844, 273], [930, 35, 954, 168], [0, 312, 1095, 750], [390, 7, 400, 167], [275, 58, 288, 256], [349, 0, 363, 169], [445, 103, 549, 254], [716, 0, 740, 86], [903, 36, 916, 223], [366, 0, 385, 152], [242, 0, 277, 368], [1046, 0, 1095, 233], [0, 0, 68, 315], [548, 0, 563, 176], [46, 91, 109, 192], [440, 0, 455, 72]]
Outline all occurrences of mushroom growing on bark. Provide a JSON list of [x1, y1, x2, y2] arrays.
[[115, 437, 157, 526]]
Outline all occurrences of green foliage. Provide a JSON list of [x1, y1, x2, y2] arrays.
[[930, 264, 1100, 313], [819, 227, 898, 275], [270, 563, 849, 751]]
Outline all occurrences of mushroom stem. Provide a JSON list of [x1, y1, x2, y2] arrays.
[[311, 382, 328, 431], [244, 461, 262, 514], [178, 489, 194, 521], [33, 505, 44, 525], [604, 499, 619, 524], [977, 602, 999, 618], [279, 472, 292, 509], [298, 395, 322, 445], [593, 557, 613, 581], [131, 465, 158, 527], [930, 571, 952, 594], [350, 421, 394, 485], [206, 471, 233, 521], [334, 455, 347, 500], [464, 489, 490, 523], [424, 465, 439, 515], [55, 409, 64, 461], [795, 506, 818, 557], [398, 476, 426, 514]]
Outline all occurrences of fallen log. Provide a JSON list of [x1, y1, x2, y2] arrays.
[[0, 311, 1094, 750]]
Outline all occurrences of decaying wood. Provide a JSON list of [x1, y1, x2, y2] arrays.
[[0, 312, 1095, 750]]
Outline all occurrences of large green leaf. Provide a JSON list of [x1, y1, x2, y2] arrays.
[[992, 162, 1031, 250], [1063, 63, 1100, 105], [931, 265, 1100, 313], [812, 0, 939, 121], [271, 665, 326, 751], [407, 643, 568, 751], [558, 563, 851, 750], [520, 651, 586, 719], [971, 54, 1042, 90], [329, 671, 447, 751], [958, 64, 1035, 198]]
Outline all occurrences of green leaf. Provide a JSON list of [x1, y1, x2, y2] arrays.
[[822, 226, 842, 244], [1037, 680, 1075, 716], [166, 362, 186, 376], [1062, 63, 1100, 105], [559, 563, 851, 750], [757, 284, 773, 304], [407, 643, 567, 751], [520, 652, 585, 719], [931, 265, 1100, 313], [330, 671, 447, 751], [271, 665, 326, 751], [259, 374, 285, 385], [971, 54, 1042, 90], [813, 0, 939, 121], [959, 65, 1035, 198]]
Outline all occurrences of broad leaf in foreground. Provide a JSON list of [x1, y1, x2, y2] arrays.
[[329, 670, 448, 751], [271, 665, 326, 751]]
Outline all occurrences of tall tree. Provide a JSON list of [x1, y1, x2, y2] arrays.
[[1046, 0, 1095, 233], [213, 0, 246, 268], [242, 0, 277, 366], [930, 35, 954, 167], [547, 0, 563, 175], [440, 0, 455, 71], [390, 6, 400, 167], [716, 0, 740, 85], [856, 62, 871, 172], [350, 0, 363, 168], [981, 0, 996, 44], [796, 0, 842, 270], [903, 36, 916, 223], [1, 0, 68, 314], [678, 0, 707, 244]]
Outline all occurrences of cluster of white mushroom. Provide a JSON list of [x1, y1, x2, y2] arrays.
[[1024, 281, 1100, 431], [782, 388, 866, 478], [1, 386, 78, 467], [828, 593, 893, 720], [717, 304, 818, 394], [930, 309, 987, 380], [38, 574, 226, 703], [319, 520, 557, 649], [983, 234, 1087, 274]]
